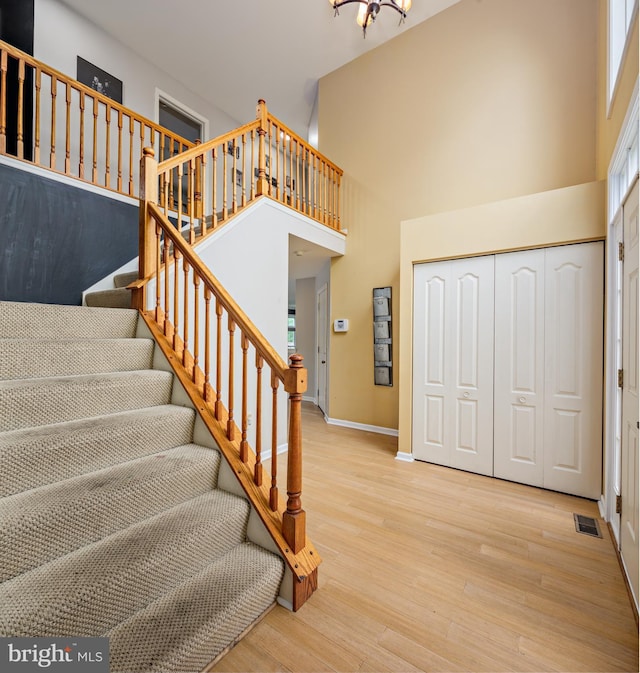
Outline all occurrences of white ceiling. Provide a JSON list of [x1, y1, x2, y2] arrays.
[[59, 0, 460, 139]]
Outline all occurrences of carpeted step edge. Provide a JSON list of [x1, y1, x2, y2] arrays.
[[113, 271, 139, 289], [85, 288, 132, 309], [0, 370, 174, 432], [0, 338, 154, 381], [0, 405, 196, 497], [0, 444, 222, 582], [107, 543, 285, 673], [0, 301, 138, 339]]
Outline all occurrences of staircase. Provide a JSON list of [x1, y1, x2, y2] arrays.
[[0, 300, 285, 672], [85, 270, 138, 309]]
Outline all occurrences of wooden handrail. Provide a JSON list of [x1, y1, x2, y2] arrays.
[[148, 203, 288, 378], [0, 39, 194, 197], [266, 111, 343, 175], [151, 99, 345, 250], [136, 187, 318, 608], [157, 119, 260, 174]]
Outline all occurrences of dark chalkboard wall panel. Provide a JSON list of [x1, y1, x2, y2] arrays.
[[0, 163, 138, 305]]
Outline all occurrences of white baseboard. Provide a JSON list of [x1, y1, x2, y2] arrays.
[[324, 416, 399, 437], [302, 395, 317, 405], [277, 442, 288, 455], [598, 495, 607, 520], [395, 451, 414, 462]]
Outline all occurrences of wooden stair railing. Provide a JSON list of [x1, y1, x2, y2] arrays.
[[134, 148, 320, 610], [155, 100, 344, 246], [0, 38, 344, 239], [0, 40, 194, 199]]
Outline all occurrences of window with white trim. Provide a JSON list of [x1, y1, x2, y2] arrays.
[[608, 0, 638, 108], [609, 80, 639, 221]]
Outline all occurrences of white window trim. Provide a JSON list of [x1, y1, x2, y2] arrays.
[[608, 78, 639, 222], [607, 0, 639, 117]]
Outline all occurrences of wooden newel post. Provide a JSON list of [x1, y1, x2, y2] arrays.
[[283, 354, 307, 554], [135, 146, 158, 310], [255, 99, 269, 197]]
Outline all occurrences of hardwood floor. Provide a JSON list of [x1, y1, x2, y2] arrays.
[[211, 403, 639, 673]]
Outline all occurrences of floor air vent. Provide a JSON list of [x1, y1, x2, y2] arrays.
[[573, 513, 602, 538]]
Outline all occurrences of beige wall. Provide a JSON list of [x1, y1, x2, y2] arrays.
[[319, 0, 599, 429], [397, 181, 606, 451]]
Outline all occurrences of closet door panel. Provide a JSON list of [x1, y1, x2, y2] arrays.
[[450, 256, 494, 476], [413, 257, 494, 474], [413, 261, 453, 466], [543, 242, 603, 499], [494, 250, 545, 487]]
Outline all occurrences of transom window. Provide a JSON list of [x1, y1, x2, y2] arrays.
[[608, 0, 638, 109]]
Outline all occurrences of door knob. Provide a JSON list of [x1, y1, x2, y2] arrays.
[[463, 392, 470, 398], [321, 360, 326, 364], [518, 396, 526, 404]]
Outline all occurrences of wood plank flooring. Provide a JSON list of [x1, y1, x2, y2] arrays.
[[211, 403, 639, 673]]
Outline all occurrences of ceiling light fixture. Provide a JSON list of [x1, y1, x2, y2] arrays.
[[329, 0, 412, 37]]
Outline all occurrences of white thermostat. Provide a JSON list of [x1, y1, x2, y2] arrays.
[[333, 318, 349, 333]]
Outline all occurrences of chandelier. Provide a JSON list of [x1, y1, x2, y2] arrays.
[[329, 0, 412, 37]]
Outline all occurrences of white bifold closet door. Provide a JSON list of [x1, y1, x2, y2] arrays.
[[413, 242, 603, 499], [493, 243, 603, 499], [493, 250, 546, 487], [412, 255, 494, 476]]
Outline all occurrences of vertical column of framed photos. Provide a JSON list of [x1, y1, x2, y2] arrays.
[[373, 287, 392, 386]]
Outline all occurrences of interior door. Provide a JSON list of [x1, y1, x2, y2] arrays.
[[494, 249, 546, 487], [413, 256, 494, 475], [316, 284, 328, 414], [543, 242, 603, 499], [620, 180, 639, 605]]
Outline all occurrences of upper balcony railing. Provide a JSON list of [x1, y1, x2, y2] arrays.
[[0, 40, 194, 197], [155, 100, 343, 242], [0, 40, 344, 236]]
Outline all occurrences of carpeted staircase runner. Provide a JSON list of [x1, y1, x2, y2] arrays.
[[0, 300, 284, 673]]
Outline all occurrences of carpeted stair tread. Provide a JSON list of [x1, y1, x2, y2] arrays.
[[0, 301, 138, 339], [85, 288, 132, 309], [0, 444, 222, 581], [113, 271, 139, 288], [108, 543, 285, 673], [0, 370, 174, 432], [0, 338, 154, 380], [0, 491, 251, 637], [0, 405, 196, 497]]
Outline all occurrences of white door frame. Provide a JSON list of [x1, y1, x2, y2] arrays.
[[605, 210, 624, 539], [604, 79, 639, 528], [154, 89, 210, 142], [316, 283, 329, 415]]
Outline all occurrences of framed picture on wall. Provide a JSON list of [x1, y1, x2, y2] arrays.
[[226, 141, 240, 159], [77, 56, 123, 104]]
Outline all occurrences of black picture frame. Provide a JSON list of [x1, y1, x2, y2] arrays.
[[76, 56, 123, 104], [226, 140, 240, 159]]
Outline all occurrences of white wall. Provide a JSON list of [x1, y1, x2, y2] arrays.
[[34, 0, 240, 137], [145, 198, 344, 451]]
